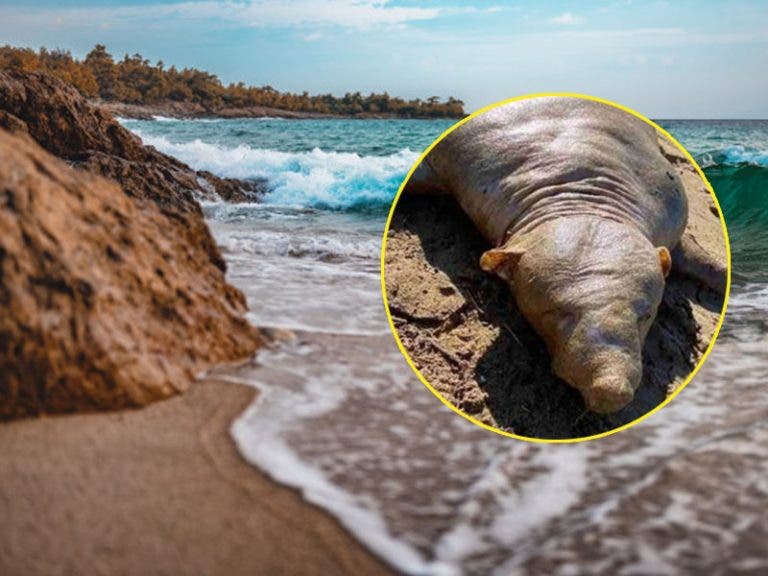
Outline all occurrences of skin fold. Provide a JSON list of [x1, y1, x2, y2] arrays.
[[417, 97, 690, 413]]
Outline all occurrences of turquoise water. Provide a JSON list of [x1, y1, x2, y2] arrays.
[[123, 117, 768, 575], [659, 119, 768, 286], [125, 117, 452, 211], [129, 116, 454, 155]]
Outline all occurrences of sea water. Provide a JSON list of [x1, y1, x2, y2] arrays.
[[122, 117, 768, 575]]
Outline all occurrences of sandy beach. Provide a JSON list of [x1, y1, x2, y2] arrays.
[[0, 380, 392, 576]]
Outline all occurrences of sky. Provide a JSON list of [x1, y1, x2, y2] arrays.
[[1, 0, 767, 117]]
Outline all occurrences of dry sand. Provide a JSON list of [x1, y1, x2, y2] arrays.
[[0, 380, 392, 576], [384, 135, 727, 439]]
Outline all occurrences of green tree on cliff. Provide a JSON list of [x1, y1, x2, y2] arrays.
[[0, 43, 465, 118], [84, 44, 119, 99]]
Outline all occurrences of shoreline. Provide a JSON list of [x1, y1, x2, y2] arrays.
[[96, 99, 463, 121], [0, 380, 394, 576]]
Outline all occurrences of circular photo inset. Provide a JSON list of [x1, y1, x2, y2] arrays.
[[382, 95, 730, 442]]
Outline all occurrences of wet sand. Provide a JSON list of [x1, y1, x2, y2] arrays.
[[0, 380, 393, 576]]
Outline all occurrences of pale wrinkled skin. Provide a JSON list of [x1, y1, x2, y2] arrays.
[[498, 218, 668, 413], [419, 97, 687, 413]]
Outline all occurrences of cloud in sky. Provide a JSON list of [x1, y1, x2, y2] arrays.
[[0, 0, 766, 117], [550, 12, 582, 26], [1, 1, 442, 31], [186, 0, 441, 29]]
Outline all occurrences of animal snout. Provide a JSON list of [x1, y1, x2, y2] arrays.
[[585, 319, 640, 352], [582, 374, 637, 414]]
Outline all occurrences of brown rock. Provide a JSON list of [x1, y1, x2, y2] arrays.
[[0, 128, 262, 419], [0, 71, 264, 210], [0, 110, 28, 134]]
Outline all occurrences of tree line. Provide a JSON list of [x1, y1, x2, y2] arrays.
[[0, 44, 465, 118]]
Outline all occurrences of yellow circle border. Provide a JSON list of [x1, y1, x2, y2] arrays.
[[380, 92, 732, 444]]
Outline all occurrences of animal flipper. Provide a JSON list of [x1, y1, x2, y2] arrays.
[[403, 160, 451, 195], [671, 234, 728, 294]]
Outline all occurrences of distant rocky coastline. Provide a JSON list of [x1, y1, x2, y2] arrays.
[[99, 99, 336, 120], [98, 100, 461, 121], [0, 71, 264, 419], [1, 44, 466, 120]]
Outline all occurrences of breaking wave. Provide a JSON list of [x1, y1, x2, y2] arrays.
[[704, 161, 768, 285], [139, 132, 418, 212], [697, 145, 768, 168]]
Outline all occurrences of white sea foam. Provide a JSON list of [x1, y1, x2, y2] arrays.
[[719, 145, 768, 166], [698, 145, 768, 167], [222, 334, 525, 576], [208, 216, 387, 336], [225, 343, 455, 576], [138, 133, 417, 210], [218, 228, 380, 261], [721, 283, 768, 340], [144, 115, 226, 123]]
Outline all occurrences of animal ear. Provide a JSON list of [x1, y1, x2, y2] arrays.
[[480, 247, 524, 278], [658, 246, 672, 278]]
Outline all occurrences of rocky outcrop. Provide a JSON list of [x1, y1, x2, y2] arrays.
[[97, 99, 335, 120], [0, 71, 265, 419], [0, 129, 263, 419], [0, 71, 262, 204], [0, 70, 266, 276]]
